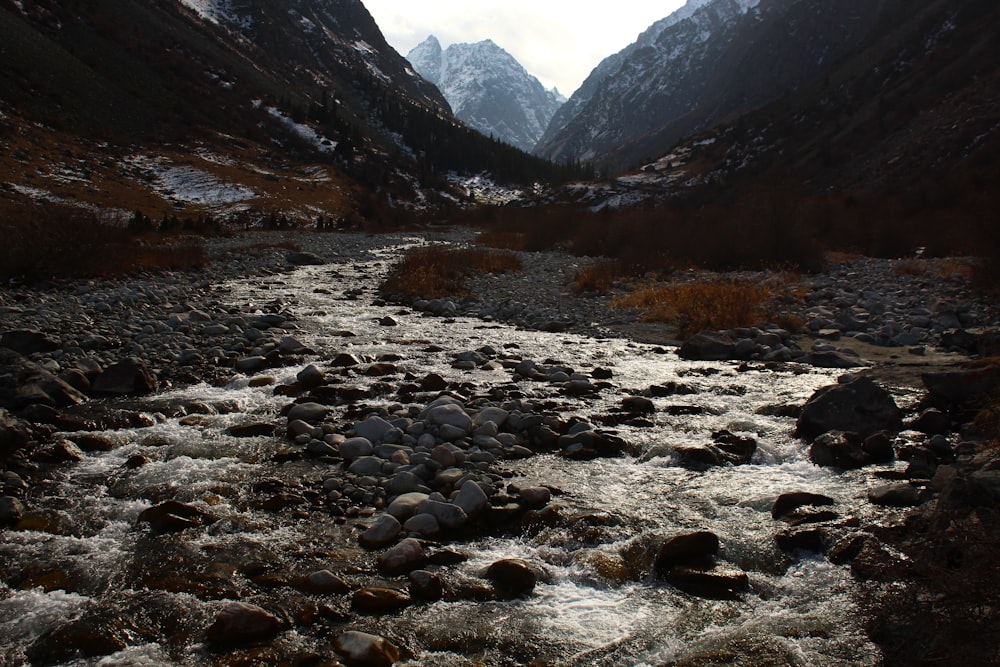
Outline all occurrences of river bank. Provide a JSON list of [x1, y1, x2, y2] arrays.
[[1, 228, 998, 665]]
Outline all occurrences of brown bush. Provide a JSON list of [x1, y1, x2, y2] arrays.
[[0, 203, 208, 280], [612, 280, 776, 339], [573, 260, 632, 294], [379, 245, 522, 301]]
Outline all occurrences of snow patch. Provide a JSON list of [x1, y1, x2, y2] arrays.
[[177, 0, 249, 28], [124, 155, 256, 206], [266, 108, 338, 153], [447, 173, 530, 205]]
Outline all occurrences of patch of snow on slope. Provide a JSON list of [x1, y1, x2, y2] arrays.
[[177, 0, 248, 28], [125, 155, 255, 205], [447, 173, 530, 205], [266, 108, 338, 153]]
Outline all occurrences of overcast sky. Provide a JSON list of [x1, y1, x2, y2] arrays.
[[363, 1, 689, 96]]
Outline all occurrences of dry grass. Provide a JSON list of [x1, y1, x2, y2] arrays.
[[476, 230, 529, 252], [0, 203, 208, 280], [612, 279, 776, 339], [379, 245, 522, 301], [573, 260, 632, 294]]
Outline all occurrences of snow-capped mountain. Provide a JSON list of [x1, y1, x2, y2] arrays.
[[534, 0, 885, 171], [407, 36, 565, 153]]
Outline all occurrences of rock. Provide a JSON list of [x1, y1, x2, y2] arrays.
[[868, 483, 921, 507], [907, 408, 951, 436], [453, 481, 489, 519], [355, 416, 395, 443], [923, 365, 1000, 407], [91, 358, 157, 396], [279, 336, 309, 354], [331, 353, 362, 367], [518, 487, 551, 507], [0, 496, 25, 526], [33, 439, 86, 464], [828, 533, 870, 565], [387, 492, 430, 522], [296, 569, 350, 595], [138, 500, 217, 534], [205, 602, 282, 648], [403, 513, 440, 537], [415, 499, 468, 530], [348, 456, 383, 476], [654, 531, 719, 573], [484, 558, 539, 598], [408, 570, 444, 601], [663, 564, 749, 599], [235, 356, 269, 374], [776, 528, 828, 554], [424, 404, 473, 433], [359, 514, 402, 549], [808, 431, 866, 469], [226, 422, 276, 438], [340, 437, 374, 460], [352, 587, 412, 614], [771, 492, 835, 520], [807, 350, 867, 369], [0, 410, 31, 457], [622, 396, 655, 414], [1, 330, 60, 354], [862, 431, 896, 464], [558, 430, 627, 460], [287, 402, 330, 424], [378, 316, 398, 327], [296, 364, 326, 388], [712, 430, 757, 465], [286, 251, 325, 266], [333, 630, 401, 667], [678, 331, 736, 361], [378, 538, 427, 576], [796, 377, 902, 440]]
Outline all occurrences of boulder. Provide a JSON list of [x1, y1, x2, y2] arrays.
[[387, 492, 429, 522], [907, 408, 951, 436], [808, 431, 866, 469], [287, 402, 330, 424], [796, 377, 902, 440], [359, 515, 402, 549], [205, 602, 282, 648], [868, 483, 922, 507], [0, 496, 25, 526], [807, 351, 867, 369], [352, 587, 412, 615], [408, 570, 444, 601], [296, 569, 350, 595], [1, 330, 60, 355], [415, 499, 468, 530], [424, 404, 473, 432], [333, 631, 401, 667], [340, 437, 374, 460], [923, 365, 1000, 406], [138, 500, 217, 534], [296, 364, 326, 388], [91, 358, 157, 396], [663, 564, 749, 599], [453, 481, 490, 519], [771, 492, 835, 520], [378, 538, 427, 576], [286, 251, 325, 266], [484, 558, 539, 598], [558, 430, 627, 460], [678, 331, 736, 361], [654, 531, 719, 574]]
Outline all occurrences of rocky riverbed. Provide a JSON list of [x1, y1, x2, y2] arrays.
[[1, 228, 998, 666]]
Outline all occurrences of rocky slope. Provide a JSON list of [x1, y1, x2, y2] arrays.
[[407, 36, 565, 152]]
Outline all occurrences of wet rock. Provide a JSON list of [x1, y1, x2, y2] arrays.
[[91, 358, 157, 396], [907, 408, 951, 436], [776, 528, 828, 554], [654, 532, 719, 573], [868, 483, 922, 507], [378, 538, 427, 576], [771, 492, 835, 520], [226, 422, 276, 438], [712, 430, 757, 464], [287, 402, 330, 424], [359, 514, 402, 549], [484, 558, 539, 598], [33, 439, 86, 464], [0, 409, 31, 457], [678, 331, 736, 361], [424, 403, 473, 433], [664, 564, 749, 599], [828, 533, 870, 565], [348, 456, 383, 476], [333, 630, 401, 667], [71, 434, 116, 452], [809, 431, 866, 469], [340, 436, 374, 460], [862, 431, 896, 464], [296, 364, 326, 388], [355, 415, 394, 443], [352, 587, 412, 614], [0, 496, 25, 526], [403, 513, 440, 537], [409, 570, 444, 601], [806, 350, 867, 369], [26, 618, 127, 663], [206, 602, 283, 648], [138, 500, 217, 534], [519, 487, 551, 507], [331, 353, 362, 368], [622, 396, 655, 414], [558, 430, 627, 460], [796, 377, 902, 440], [296, 569, 350, 595], [235, 356, 269, 374]]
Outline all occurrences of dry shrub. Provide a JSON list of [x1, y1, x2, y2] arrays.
[[0, 203, 208, 280], [892, 259, 927, 277], [573, 260, 631, 294], [613, 280, 775, 339], [380, 245, 522, 300], [476, 230, 528, 251]]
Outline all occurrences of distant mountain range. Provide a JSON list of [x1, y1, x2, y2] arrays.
[[406, 36, 565, 153]]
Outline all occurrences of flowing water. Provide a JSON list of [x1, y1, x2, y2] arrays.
[[0, 239, 892, 665]]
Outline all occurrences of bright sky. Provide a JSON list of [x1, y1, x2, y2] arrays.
[[363, 1, 688, 96]]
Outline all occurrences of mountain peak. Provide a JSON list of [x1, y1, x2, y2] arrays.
[[407, 37, 564, 152]]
